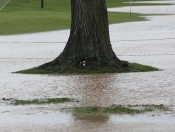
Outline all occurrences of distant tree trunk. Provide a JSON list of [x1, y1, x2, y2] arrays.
[[41, 0, 44, 9], [39, 0, 122, 71]]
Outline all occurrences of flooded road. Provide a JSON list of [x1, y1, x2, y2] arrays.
[[1, 3, 175, 132]]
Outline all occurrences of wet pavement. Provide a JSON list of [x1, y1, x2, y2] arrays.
[[1, 2, 175, 132]]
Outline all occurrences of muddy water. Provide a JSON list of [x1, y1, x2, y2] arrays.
[[0, 13, 175, 132], [0, 106, 175, 132]]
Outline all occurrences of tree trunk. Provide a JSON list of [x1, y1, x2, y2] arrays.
[[39, 0, 122, 71]]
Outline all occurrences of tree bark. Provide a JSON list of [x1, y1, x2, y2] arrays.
[[39, 0, 122, 71]]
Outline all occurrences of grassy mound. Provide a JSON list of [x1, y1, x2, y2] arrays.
[[15, 61, 159, 74]]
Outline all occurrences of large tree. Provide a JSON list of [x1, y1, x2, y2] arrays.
[[18, 0, 158, 74], [38, 0, 124, 73]]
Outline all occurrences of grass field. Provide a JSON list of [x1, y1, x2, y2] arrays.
[[0, 0, 169, 35], [0, 0, 71, 34]]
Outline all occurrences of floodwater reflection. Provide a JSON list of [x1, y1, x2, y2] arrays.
[[73, 114, 109, 123], [65, 74, 118, 106]]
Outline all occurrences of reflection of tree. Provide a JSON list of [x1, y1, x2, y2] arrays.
[[68, 74, 117, 106], [73, 114, 109, 123]]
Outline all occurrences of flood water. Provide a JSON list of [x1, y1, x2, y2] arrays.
[[0, 8, 175, 132]]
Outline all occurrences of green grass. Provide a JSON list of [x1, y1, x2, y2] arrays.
[[0, 0, 71, 35], [0, 0, 71, 34], [15, 61, 159, 74], [13, 98, 70, 105], [0, 0, 169, 35], [108, 12, 144, 24], [127, 62, 159, 72], [0, 11, 71, 34], [67, 105, 169, 115]]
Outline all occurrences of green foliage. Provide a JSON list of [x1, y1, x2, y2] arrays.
[[13, 98, 70, 105]]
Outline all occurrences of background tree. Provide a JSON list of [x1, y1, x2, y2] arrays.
[[39, 0, 124, 72]]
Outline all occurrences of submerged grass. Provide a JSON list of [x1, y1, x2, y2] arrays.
[[12, 97, 169, 115], [68, 105, 169, 115], [13, 98, 70, 105], [72, 106, 144, 115]]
